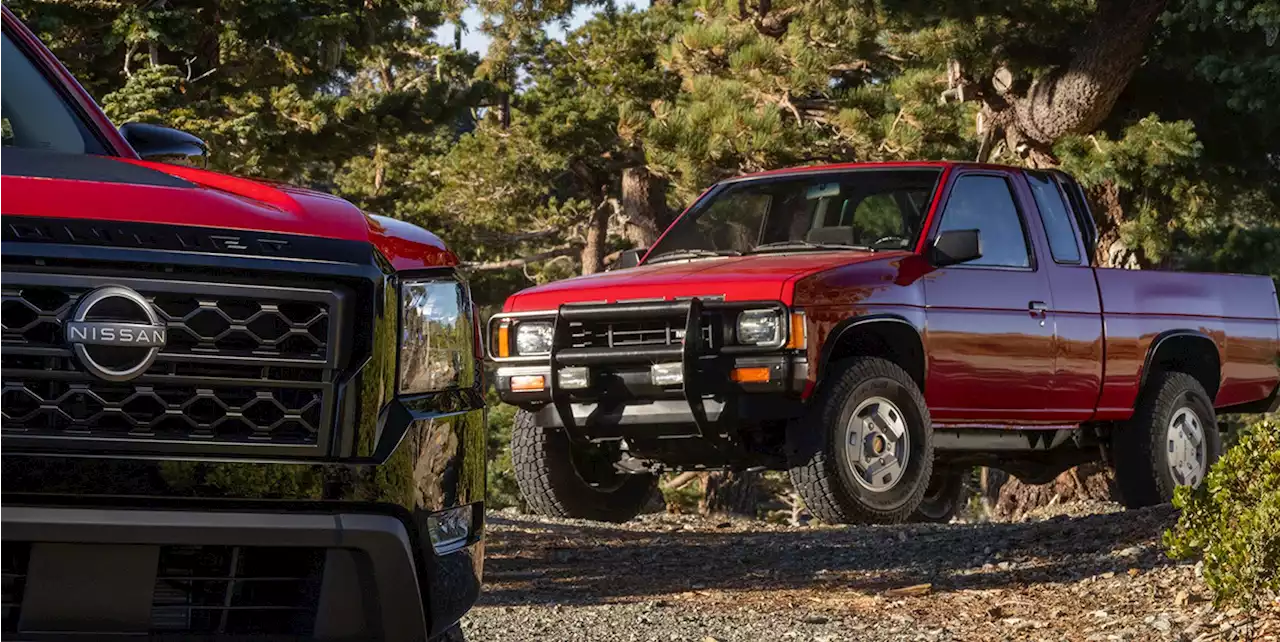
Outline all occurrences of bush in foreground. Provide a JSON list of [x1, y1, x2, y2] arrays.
[[1164, 418, 1279, 611]]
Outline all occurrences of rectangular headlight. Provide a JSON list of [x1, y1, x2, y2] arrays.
[[400, 278, 476, 394], [737, 309, 781, 345]]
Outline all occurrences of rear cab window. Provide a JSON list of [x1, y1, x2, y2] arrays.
[[1026, 171, 1082, 264]]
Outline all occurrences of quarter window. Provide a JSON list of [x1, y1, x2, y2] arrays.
[[1027, 172, 1082, 263]]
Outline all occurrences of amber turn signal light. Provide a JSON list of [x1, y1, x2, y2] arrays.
[[510, 374, 546, 392], [730, 367, 771, 384], [495, 322, 511, 358], [786, 311, 807, 350]]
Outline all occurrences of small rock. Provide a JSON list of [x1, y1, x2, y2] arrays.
[[801, 615, 829, 625], [997, 561, 1013, 570], [1100, 571, 1116, 579], [1175, 591, 1190, 607], [897, 531, 908, 542], [1118, 546, 1142, 557], [1151, 619, 1171, 632], [1127, 568, 1140, 577]]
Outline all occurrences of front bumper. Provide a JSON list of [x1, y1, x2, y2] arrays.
[[2, 407, 486, 641], [1, 223, 486, 640], [491, 299, 808, 445]]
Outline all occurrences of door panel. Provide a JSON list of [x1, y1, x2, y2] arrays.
[[923, 173, 1057, 423]]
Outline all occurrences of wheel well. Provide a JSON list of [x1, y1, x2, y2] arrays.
[[1143, 333, 1221, 401], [820, 319, 926, 392]]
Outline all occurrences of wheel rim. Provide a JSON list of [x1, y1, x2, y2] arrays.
[[1166, 406, 1207, 489], [843, 396, 911, 492]]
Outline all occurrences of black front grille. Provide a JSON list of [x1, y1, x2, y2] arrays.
[[151, 545, 324, 635], [1, 543, 30, 633], [571, 319, 716, 349], [3, 284, 330, 362], [0, 272, 346, 456]]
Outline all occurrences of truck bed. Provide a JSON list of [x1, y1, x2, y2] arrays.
[[1094, 267, 1280, 415]]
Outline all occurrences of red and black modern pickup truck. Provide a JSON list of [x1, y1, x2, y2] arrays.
[[491, 159, 1280, 525], [1, 8, 482, 640]]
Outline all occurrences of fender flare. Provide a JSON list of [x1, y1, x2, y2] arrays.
[[1137, 329, 1221, 397], [812, 313, 926, 395]]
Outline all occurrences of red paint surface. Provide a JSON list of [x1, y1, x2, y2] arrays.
[[504, 161, 1280, 424], [2, 9, 455, 271]]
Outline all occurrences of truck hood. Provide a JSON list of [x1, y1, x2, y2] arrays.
[[505, 251, 906, 311], [0, 148, 456, 270]]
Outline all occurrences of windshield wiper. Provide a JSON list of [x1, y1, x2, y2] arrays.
[[749, 241, 873, 254], [646, 248, 741, 264]]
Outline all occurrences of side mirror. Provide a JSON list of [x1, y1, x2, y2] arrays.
[[612, 247, 646, 271], [120, 122, 208, 168], [931, 229, 982, 267]]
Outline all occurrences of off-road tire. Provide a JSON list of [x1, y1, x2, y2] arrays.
[[511, 410, 657, 522], [911, 466, 967, 523], [1113, 371, 1221, 508], [787, 357, 934, 525]]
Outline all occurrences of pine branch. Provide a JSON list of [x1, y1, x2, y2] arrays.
[[461, 244, 583, 271], [476, 228, 562, 243]]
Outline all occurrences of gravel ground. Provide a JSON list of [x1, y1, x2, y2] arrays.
[[461, 504, 1278, 642]]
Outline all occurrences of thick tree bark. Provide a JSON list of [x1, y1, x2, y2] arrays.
[[620, 166, 669, 249], [700, 470, 761, 517], [978, 0, 1168, 165], [992, 462, 1116, 521], [581, 198, 611, 275]]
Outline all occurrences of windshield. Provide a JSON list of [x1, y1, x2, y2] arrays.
[[1, 30, 107, 155], [647, 169, 942, 262]]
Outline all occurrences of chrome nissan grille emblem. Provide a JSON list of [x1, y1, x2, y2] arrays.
[[65, 286, 167, 382]]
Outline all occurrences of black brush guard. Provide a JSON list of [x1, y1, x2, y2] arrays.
[[491, 298, 790, 449]]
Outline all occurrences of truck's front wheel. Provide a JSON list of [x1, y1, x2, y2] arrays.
[[511, 410, 657, 522], [1113, 371, 1221, 508], [787, 357, 934, 525]]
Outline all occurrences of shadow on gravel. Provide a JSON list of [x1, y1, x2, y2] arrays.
[[479, 506, 1179, 607]]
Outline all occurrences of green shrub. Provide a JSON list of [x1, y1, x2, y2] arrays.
[[485, 394, 523, 510], [1164, 417, 1280, 611]]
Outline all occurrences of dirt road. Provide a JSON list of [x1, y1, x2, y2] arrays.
[[461, 503, 1276, 641]]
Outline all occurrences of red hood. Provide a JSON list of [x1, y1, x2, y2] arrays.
[[505, 251, 906, 311], [1, 152, 456, 270]]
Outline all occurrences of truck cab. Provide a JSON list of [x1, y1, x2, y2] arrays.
[[1, 8, 483, 639], [491, 161, 1280, 525]]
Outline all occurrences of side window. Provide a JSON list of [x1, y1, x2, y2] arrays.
[[938, 175, 1031, 268], [1027, 172, 1081, 263]]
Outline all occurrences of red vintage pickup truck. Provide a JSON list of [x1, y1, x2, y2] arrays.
[[490, 162, 1280, 524]]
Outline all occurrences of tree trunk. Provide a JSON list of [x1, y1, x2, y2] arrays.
[[700, 470, 760, 517], [992, 462, 1116, 521], [620, 166, 669, 248], [581, 198, 610, 275], [980, 0, 1168, 163]]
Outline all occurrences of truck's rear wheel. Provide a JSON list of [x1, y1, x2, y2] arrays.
[[910, 466, 967, 523], [787, 357, 933, 525], [511, 410, 657, 522], [1113, 371, 1221, 508]]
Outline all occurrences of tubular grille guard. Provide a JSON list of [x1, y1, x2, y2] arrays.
[[0, 271, 348, 457], [490, 298, 789, 446]]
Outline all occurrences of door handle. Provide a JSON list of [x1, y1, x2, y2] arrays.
[[1029, 300, 1048, 326]]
